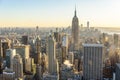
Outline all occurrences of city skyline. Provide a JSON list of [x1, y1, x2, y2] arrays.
[[0, 0, 120, 27]]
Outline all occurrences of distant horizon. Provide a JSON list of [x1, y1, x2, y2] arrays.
[[0, 0, 120, 27], [0, 26, 120, 29]]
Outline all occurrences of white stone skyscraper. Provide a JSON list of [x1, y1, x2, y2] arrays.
[[72, 8, 79, 50], [83, 44, 103, 80], [47, 34, 59, 74]]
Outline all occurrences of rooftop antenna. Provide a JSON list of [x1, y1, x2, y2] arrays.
[[75, 5, 76, 17]]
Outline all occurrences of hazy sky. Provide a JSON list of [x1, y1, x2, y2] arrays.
[[0, 0, 120, 27]]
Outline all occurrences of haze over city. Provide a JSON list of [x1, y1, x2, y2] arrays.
[[1, 0, 120, 80], [0, 0, 120, 27]]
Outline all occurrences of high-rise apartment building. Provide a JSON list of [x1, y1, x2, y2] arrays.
[[83, 44, 103, 80]]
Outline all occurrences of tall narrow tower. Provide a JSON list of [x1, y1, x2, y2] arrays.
[[47, 34, 59, 74], [72, 8, 79, 50], [0, 39, 3, 57], [36, 26, 39, 36], [35, 36, 41, 64], [87, 21, 90, 29]]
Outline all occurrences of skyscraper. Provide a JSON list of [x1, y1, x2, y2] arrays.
[[72, 8, 79, 50], [13, 54, 23, 79], [47, 34, 59, 74], [62, 34, 68, 63], [2, 38, 10, 58], [22, 35, 28, 45], [14, 44, 30, 59], [54, 28, 60, 43], [35, 36, 41, 64], [5, 49, 16, 69], [36, 64, 42, 80], [3, 68, 15, 80], [36, 26, 39, 36], [14, 44, 30, 73], [115, 63, 120, 80], [87, 21, 90, 29], [0, 57, 3, 74], [0, 39, 3, 74], [0, 39, 3, 57], [113, 34, 119, 48], [83, 44, 103, 80]]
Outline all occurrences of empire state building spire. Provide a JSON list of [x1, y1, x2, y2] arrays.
[[75, 6, 77, 17]]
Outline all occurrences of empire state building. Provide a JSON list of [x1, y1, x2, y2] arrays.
[[72, 8, 79, 50]]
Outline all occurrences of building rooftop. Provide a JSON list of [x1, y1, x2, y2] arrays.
[[83, 43, 103, 47], [3, 68, 15, 75]]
